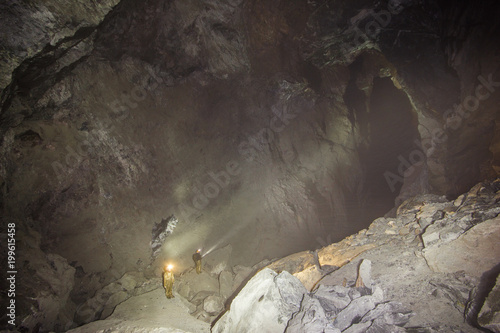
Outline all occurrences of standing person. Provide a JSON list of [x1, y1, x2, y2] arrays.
[[193, 249, 202, 274], [163, 264, 175, 299]]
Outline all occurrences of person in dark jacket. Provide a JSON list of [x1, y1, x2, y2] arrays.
[[192, 249, 202, 274]]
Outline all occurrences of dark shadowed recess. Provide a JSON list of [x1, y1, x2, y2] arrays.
[[346, 74, 419, 225]]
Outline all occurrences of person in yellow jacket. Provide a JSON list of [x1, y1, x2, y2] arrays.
[[163, 264, 175, 299], [193, 249, 202, 274]]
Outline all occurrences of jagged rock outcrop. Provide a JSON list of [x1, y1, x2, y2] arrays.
[[478, 275, 500, 333], [150, 215, 178, 259], [286, 293, 340, 333], [0, 0, 120, 93], [214, 257, 413, 332], [212, 268, 307, 333], [244, 178, 500, 332], [422, 217, 500, 277]]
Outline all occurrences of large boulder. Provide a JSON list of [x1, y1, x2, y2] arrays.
[[333, 287, 384, 331], [285, 294, 339, 333], [266, 251, 331, 291], [478, 274, 500, 333], [422, 217, 500, 278], [283, 259, 414, 332], [203, 295, 225, 315], [212, 268, 307, 333], [176, 270, 220, 301]]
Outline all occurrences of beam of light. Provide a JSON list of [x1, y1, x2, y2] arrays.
[[201, 216, 249, 257], [162, 221, 212, 258]]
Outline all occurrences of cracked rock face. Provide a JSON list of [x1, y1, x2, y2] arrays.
[[0, 0, 120, 91], [478, 275, 500, 333], [150, 215, 178, 259], [216, 257, 414, 332], [212, 268, 307, 333], [14, 225, 76, 332]]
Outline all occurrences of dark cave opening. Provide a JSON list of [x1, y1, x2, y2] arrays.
[[365, 77, 419, 216], [351, 76, 419, 224]]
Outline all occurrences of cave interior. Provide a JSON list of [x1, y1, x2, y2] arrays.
[[0, 0, 499, 332]]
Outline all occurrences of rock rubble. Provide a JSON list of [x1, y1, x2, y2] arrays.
[[9, 178, 500, 332], [212, 179, 500, 332]]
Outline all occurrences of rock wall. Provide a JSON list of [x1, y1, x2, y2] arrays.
[[0, 0, 120, 92]]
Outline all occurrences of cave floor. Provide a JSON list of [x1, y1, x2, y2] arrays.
[[67, 288, 210, 333]]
